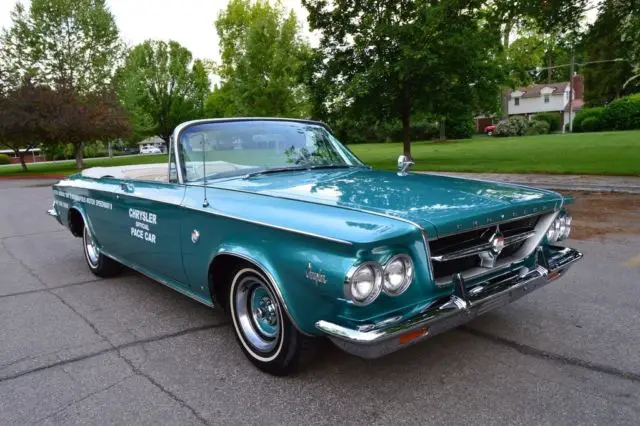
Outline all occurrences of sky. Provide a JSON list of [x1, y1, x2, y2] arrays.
[[0, 0, 315, 64], [1, 0, 599, 65]]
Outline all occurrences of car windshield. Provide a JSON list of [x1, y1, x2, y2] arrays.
[[178, 120, 365, 182]]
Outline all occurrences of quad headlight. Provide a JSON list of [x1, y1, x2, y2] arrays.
[[383, 254, 414, 296], [547, 213, 572, 242], [345, 255, 414, 306], [345, 262, 382, 306]]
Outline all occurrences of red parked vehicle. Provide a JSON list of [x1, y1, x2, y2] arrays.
[[484, 124, 496, 136]]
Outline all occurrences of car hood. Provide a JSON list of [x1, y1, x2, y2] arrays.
[[212, 169, 564, 237]]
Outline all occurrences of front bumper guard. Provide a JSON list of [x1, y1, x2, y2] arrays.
[[316, 246, 583, 359]]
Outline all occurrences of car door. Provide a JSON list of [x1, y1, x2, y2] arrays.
[[113, 178, 188, 286]]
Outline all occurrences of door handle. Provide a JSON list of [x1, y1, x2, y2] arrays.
[[120, 182, 135, 193]]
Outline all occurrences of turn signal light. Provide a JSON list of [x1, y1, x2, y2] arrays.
[[399, 327, 429, 345]]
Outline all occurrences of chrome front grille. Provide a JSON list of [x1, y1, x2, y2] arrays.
[[429, 213, 555, 286]]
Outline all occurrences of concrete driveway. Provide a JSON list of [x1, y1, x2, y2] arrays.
[[1, 179, 639, 425]]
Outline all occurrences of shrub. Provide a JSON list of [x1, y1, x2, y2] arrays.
[[580, 116, 601, 133], [446, 116, 475, 139], [573, 107, 605, 133], [332, 116, 439, 144], [532, 112, 561, 132], [83, 141, 107, 159], [525, 120, 550, 136], [0, 154, 11, 165], [601, 94, 640, 130], [493, 116, 528, 137]]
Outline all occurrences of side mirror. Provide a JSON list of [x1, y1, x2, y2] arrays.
[[397, 155, 415, 176]]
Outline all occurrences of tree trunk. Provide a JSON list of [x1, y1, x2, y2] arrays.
[[18, 151, 28, 172], [439, 117, 446, 141], [74, 142, 84, 169], [401, 109, 411, 158], [502, 21, 512, 48], [502, 91, 509, 119]]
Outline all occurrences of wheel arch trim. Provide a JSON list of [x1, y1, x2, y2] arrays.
[[210, 249, 309, 335], [67, 205, 95, 239]]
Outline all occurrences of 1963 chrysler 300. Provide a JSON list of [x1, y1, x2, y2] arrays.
[[48, 118, 582, 375]]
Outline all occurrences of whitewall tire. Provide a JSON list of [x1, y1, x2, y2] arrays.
[[229, 267, 315, 376], [82, 225, 122, 277]]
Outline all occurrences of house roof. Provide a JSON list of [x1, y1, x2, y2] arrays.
[[509, 82, 569, 98], [564, 99, 584, 112]]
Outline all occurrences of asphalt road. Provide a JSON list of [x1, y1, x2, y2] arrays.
[[1, 179, 639, 425]]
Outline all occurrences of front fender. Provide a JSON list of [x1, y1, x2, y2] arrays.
[[210, 236, 356, 335]]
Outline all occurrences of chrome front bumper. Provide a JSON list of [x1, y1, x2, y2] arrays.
[[316, 246, 583, 359]]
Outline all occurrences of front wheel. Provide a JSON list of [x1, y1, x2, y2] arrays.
[[83, 225, 122, 277], [229, 267, 315, 376]]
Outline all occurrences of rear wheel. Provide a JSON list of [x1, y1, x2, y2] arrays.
[[229, 267, 315, 376], [83, 225, 122, 277]]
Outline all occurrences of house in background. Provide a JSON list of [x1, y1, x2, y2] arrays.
[[137, 136, 166, 153], [0, 148, 46, 164], [507, 74, 584, 130]]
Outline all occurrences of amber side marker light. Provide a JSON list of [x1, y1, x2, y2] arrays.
[[399, 327, 429, 345], [548, 270, 561, 281]]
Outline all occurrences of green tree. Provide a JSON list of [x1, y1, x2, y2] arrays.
[[488, 0, 588, 49], [605, 0, 640, 93], [303, 0, 503, 155], [0, 80, 130, 170], [489, 0, 588, 116], [582, 4, 636, 105], [214, 0, 311, 118], [0, 80, 59, 171], [115, 40, 210, 142], [1, 0, 123, 168], [503, 34, 546, 89], [1, 0, 121, 92]]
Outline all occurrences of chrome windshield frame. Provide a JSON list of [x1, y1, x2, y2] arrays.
[[171, 118, 364, 185]]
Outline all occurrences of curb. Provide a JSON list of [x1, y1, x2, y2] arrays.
[[508, 182, 640, 195], [0, 174, 66, 180], [418, 172, 640, 195]]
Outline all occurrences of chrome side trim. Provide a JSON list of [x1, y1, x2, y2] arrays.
[[184, 204, 353, 246], [431, 231, 536, 262], [214, 250, 310, 336]]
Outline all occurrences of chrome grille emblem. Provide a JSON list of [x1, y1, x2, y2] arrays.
[[490, 231, 505, 255]]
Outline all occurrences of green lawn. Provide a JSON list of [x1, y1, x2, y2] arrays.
[[1, 130, 639, 177], [351, 130, 640, 176], [0, 154, 168, 177]]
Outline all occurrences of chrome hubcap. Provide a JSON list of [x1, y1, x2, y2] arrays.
[[234, 277, 280, 352], [84, 226, 99, 266]]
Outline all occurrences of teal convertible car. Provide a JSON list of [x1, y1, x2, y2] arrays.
[[48, 118, 582, 375]]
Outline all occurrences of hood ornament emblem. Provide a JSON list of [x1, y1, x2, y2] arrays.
[[397, 155, 415, 176]]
